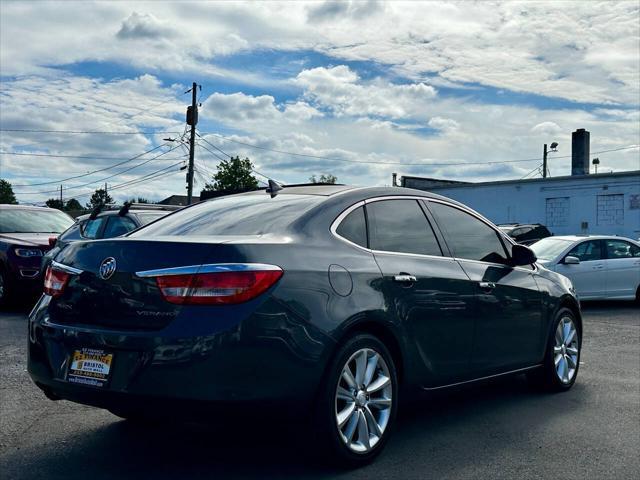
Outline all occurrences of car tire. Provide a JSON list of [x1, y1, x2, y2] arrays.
[[0, 266, 12, 308], [314, 333, 398, 467], [527, 307, 581, 392]]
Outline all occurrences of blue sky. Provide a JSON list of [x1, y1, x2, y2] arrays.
[[1, 1, 638, 204]]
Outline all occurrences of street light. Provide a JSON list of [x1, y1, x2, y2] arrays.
[[543, 141, 558, 178]]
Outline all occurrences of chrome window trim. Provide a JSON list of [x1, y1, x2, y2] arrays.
[[329, 200, 370, 252], [136, 263, 282, 278], [426, 198, 538, 272], [51, 260, 83, 275], [330, 195, 538, 272]]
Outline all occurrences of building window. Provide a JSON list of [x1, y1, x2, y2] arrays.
[[545, 197, 569, 227], [597, 194, 624, 226]]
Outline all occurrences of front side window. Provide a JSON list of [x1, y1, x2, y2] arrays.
[[605, 240, 640, 259], [366, 199, 441, 256], [429, 202, 508, 264], [336, 206, 367, 248], [566, 240, 603, 262]]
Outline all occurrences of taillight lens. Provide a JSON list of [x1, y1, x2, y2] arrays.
[[43, 266, 71, 297], [155, 270, 283, 305]]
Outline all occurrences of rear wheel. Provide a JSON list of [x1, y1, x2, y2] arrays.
[[314, 334, 398, 467], [528, 308, 581, 391]]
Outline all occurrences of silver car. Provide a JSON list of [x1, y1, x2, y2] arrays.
[[531, 235, 640, 301]]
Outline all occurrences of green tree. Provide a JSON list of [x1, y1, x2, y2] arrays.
[[129, 197, 150, 204], [203, 156, 258, 192], [45, 198, 64, 210], [64, 199, 82, 211], [309, 174, 338, 184], [0, 179, 17, 204], [86, 188, 113, 210]]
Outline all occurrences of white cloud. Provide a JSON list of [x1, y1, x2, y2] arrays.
[[1, 2, 638, 204], [531, 121, 563, 135], [428, 117, 460, 133], [295, 66, 436, 118]]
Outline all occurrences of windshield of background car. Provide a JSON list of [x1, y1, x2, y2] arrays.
[[0, 209, 74, 233], [130, 194, 324, 237], [530, 237, 574, 261]]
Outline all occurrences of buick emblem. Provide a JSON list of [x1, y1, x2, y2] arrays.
[[98, 257, 117, 280]]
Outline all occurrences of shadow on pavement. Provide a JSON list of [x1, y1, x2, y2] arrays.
[[0, 374, 575, 480]]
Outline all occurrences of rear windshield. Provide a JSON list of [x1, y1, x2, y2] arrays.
[[130, 194, 323, 237], [135, 212, 169, 225]]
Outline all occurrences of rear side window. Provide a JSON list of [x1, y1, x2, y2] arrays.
[[80, 217, 106, 239], [103, 216, 137, 238], [132, 194, 323, 237], [336, 206, 367, 248], [58, 222, 83, 242], [367, 200, 441, 256], [429, 202, 508, 264], [605, 240, 639, 259]]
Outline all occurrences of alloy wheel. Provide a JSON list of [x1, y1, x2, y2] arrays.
[[335, 348, 393, 453], [554, 316, 579, 384]]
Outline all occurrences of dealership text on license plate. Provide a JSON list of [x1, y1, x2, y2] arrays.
[[67, 348, 113, 388]]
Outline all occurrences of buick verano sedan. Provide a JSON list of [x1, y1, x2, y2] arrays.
[[28, 185, 582, 466]]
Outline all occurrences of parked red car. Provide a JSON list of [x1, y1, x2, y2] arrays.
[[0, 204, 74, 306]]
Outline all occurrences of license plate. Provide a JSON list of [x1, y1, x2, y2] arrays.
[[67, 348, 113, 388]]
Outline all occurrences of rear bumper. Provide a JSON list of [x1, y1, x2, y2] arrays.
[[28, 295, 334, 411]]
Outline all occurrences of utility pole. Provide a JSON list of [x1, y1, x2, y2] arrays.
[[104, 182, 108, 198], [60, 185, 63, 206], [542, 144, 548, 178], [186, 82, 198, 204]]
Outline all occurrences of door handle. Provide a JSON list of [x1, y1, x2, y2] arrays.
[[393, 274, 417, 283], [592, 264, 604, 270], [478, 281, 496, 291]]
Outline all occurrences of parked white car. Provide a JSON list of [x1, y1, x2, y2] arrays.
[[531, 235, 640, 301]]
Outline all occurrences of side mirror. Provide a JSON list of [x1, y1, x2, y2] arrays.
[[564, 256, 580, 265], [511, 244, 537, 266]]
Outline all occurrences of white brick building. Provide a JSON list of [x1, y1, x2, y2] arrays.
[[402, 170, 640, 239]]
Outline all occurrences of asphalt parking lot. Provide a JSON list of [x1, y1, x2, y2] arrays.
[[1, 302, 638, 480]]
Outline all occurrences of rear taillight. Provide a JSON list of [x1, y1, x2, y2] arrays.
[[155, 269, 283, 305], [43, 266, 71, 297]]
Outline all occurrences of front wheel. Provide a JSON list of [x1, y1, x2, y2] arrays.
[[528, 308, 581, 391], [314, 334, 398, 467]]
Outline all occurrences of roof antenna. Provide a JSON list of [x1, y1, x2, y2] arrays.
[[265, 179, 284, 198]]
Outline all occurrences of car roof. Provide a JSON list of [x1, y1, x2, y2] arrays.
[[547, 235, 639, 243], [76, 209, 169, 221], [0, 204, 60, 211], [239, 184, 454, 201]]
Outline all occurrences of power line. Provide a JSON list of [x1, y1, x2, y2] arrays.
[[196, 141, 227, 162], [67, 165, 183, 201], [9, 143, 170, 186], [13, 145, 185, 194], [197, 132, 640, 167], [196, 137, 280, 184], [0, 128, 183, 135]]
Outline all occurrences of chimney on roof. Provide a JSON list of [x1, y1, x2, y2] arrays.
[[571, 128, 590, 176]]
